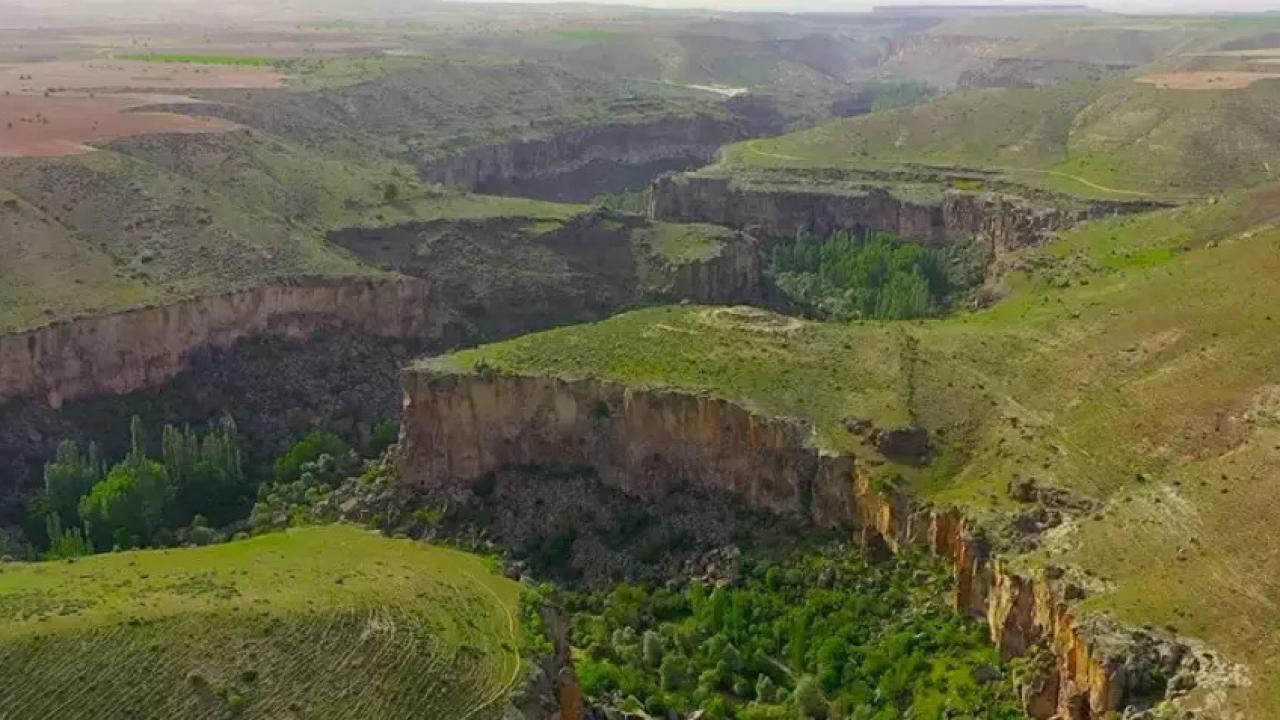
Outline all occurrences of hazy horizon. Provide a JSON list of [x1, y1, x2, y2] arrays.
[[7, 0, 1280, 17]]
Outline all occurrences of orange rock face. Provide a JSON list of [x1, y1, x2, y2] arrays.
[[0, 277, 438, 408], [400, 370, 1147, 719]]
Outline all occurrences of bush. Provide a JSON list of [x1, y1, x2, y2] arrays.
[[273, 431, 351, 485]]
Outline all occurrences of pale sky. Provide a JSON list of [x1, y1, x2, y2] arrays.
[[474, 0, 1280, 12]]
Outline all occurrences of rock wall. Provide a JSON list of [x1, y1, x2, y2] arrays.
[[650, 173, 1163, 253], [398, 370, 1187, 720], [0, 277, 440, 410], [419, 116, 743, 199], [400, 372, 847, 521], [664, 234, 763, 305]]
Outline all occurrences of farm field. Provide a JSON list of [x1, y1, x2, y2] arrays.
[[0, 525, 523, 720]]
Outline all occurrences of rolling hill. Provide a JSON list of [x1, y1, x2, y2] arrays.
[[0, 525, 524, 720]]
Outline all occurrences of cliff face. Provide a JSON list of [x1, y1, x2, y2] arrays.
[[400, 373, 846, 520], [399, 371, 1199, 720], [650, 173, 1162, 253], [419, 117, 743, 198], [664, 234, 763, 305], [0, 278, 439, 410]]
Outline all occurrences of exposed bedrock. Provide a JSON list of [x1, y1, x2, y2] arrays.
[[650, 173, 1166, 252], [418, 116, 745, 201], [0, 219, 762, 511], [0, 277, 437, 410], [400, 370, 1210, 720]]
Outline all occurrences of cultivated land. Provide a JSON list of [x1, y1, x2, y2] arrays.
[[433, 184, 1280, 717], [0, 525, 523, 720]]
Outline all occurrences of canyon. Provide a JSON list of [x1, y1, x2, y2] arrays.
[[418, 116, 746, 202], [0, 218, 762, 515], [399, 369, 1209, 720], [651, 172, 1167, 253]]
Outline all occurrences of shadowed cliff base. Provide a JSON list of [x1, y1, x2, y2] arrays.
[[0, 327, 420, 525]]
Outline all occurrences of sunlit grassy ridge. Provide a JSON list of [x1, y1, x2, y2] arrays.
[[0, 525, 522, 720], [429, 185, 1280, 715]]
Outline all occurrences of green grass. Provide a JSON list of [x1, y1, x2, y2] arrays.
[[637, 222, 735, 264], [120, 53, 284, 67], [0, 525, 523, 720], [426, 185, 1280, 715]]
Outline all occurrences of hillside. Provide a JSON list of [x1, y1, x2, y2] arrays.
[[0, 130, 586, 333], [429, 183, 1280, 717], [714, 76, 1280, 201], [0, 525, 524, 720]]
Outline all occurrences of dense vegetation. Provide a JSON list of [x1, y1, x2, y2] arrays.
[[564, 549, 1022, 719], [17, 418, 398, 558], [767, 230, 987, 320]]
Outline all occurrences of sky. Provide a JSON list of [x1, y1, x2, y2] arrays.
[[470, 0, 1280, 12]]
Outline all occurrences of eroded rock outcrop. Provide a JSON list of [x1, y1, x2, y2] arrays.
[[419, 117, 744, 201], [400, 369, 1210, 719], [0, 277, 439, 409], [651, 173, 1165, 254]]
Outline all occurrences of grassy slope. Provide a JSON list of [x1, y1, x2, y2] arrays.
[[0, 525, 522, 720], [174, 56, 723, 165], [0, 129, 583, 333], [715, 77, 1280, 201], [430, 185, 1280, 715]]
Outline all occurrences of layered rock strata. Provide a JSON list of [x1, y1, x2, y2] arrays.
[[651, 173, 1164, 252], [0, 277, 437, 409]]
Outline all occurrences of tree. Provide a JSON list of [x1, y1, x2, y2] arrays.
[[793, 676, 828, 720], [659, 653, 691, 692], [273, 430, 350, 485], [42, 440, 103, 528], [163, 420, 244, 525], [43, 514, 93, 559], [79, 418, 172, 549], [642, 629, 664, 668], [755, 674, 778, 703]]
